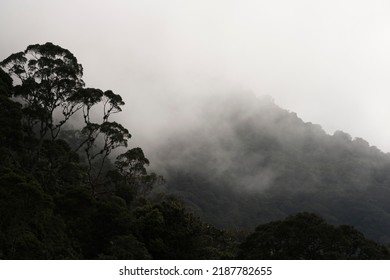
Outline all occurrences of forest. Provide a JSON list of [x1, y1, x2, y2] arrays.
[[0, 42, 389, 259]]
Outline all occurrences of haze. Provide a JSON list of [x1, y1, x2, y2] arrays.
[[1, 0, 390, 153]]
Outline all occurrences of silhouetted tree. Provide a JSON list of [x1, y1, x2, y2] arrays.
[[1, 43, 133, 195], [112, 148, 163, 199], [0, 43, 84, 141]]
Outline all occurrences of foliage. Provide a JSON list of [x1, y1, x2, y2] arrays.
[[133, 196, 235, 259], [0, 43, 129, 193], [0, 69, 22, 152], [238, 213, 390, 259], [0, 43, 84, 141], [0, 171, 78, 259]]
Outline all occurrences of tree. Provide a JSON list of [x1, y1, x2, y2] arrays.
[[0, 171, 78, 259], [112, 148, 163, 200], [1, 43, 134, 195], [78, 121, 131, 195], [0, 42, 84, 141], [0, 69, 22, 153], [67, 84, 129, 195], [238, 213, 390, 260], [133, 196, 235, 259]]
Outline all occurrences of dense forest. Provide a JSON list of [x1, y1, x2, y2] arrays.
[[0, 42, 389, 259]]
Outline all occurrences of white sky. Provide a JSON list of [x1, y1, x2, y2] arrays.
[[1, 0, 390, 152]]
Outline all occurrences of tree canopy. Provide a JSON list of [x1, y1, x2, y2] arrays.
[[238, 213, 390, 260]]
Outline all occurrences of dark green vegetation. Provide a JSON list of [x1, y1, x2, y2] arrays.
[[0, 43, 234, 259], [238, 213, 389, 259], [0, 43, 389, 259]]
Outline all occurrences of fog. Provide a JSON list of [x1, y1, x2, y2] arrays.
[[1, 0, 390, 156]]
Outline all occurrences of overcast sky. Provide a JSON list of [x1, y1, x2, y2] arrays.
[[1, 0, 390, 152]]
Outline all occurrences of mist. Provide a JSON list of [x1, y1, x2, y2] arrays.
[[1, 0, 390, 156], [2, 0, 390, 201], [4, 1, 390, 258]]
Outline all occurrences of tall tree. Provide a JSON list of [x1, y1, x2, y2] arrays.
[[1, 43, 85, 141], [1, 43, 134, 195]]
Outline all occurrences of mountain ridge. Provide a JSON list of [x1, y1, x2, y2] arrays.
[[151, 91, 390, 243]]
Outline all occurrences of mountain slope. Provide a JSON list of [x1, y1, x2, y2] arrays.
[[153, 92, 390, 243]]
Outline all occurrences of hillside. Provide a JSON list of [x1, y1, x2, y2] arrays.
[[154, 92, 390, 243]]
